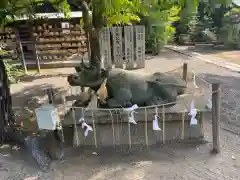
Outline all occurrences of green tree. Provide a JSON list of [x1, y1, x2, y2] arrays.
[[0, 0, 234, 71]]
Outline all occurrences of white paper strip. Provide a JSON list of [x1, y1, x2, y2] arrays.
[[193, 73, 199, 89], [129, 111, 137, 124], [82, 122, 93, 137], [206, 98, 212, 110], [189, 100, 198, 125], [153, 115, 161, 131], [79, 117, 85, 123]]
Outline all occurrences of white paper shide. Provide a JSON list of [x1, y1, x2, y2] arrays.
[[189, 100, 198, 125], [152, 107, 161, 131], [153, 114, 161, 131], [124, 104, 138, 124], [79, 117, 93, 137]]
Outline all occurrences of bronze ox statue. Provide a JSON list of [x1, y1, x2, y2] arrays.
[[67, 61, 187, 108]]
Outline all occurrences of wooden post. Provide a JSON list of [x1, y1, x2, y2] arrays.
[[29, 24, 40, 73], [46, 88, 65, 153], [81, 87, 85, 92], [182, 62, 188, 82], [212, 83, 221, 153], [16, 31, 28, 74], [33, 43, 41, 73], [46, 88, 54, 104]]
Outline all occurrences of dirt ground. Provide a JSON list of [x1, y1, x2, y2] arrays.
[[187, 45, 240, 66], [209, 51, 240, 65], [2, 48, 240, 179]]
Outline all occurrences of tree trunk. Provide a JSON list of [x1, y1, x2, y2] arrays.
[[80, 0, 104, 73], [89, 28, 101, 69]]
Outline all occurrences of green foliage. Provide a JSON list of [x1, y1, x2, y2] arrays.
[[146, 5, 181, 52], [0, 0, 71, 25], [4, 62, 24, 84], [175, 0, 232, 44], [50, 0, 71, 17], [104, 0, 141, 25], [219, 7, 240, 48], [141, 1, 182, 53], [0, 0, 236, 64], [0, 50, 24, 83]]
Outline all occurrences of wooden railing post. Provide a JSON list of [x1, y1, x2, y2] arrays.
[[212, 83, 221, 153], [46, 88, 54, 104], [182, 62, 188, 82], [46, 87, 65, 158]]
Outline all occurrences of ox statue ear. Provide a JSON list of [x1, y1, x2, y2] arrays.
[[74, 66, 82, 73]]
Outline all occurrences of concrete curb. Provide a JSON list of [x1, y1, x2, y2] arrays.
[[165, 45, 240, 73]]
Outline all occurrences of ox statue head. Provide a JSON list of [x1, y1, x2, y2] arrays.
[[67, 59, 109, 89]]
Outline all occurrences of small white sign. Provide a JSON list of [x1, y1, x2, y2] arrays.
[[35, 104, 60, 130], [61, 22, 70, 34]]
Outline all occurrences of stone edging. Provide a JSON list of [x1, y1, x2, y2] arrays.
[[165, 45, 240, 73]]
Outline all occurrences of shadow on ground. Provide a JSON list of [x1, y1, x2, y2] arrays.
[[0, 140, 212, 174], [12, 84, 66, 107], [157, 49, 188, 60], [0, 142, 42, 171], [17, 73, 70, 83]]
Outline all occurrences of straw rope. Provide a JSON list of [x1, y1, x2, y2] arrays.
[[144, 107, 148, 147], [109, 110, 116, 147], [181, 112, 185, 140], [91, 111, 98, 148], [128, 112, 132, 149], [72, 108, 80, 147], [162, 105, 166, 144], [54, 88, 219, 112]]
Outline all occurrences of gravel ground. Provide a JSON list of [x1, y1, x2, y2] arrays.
[[2, 49, 240, 180]]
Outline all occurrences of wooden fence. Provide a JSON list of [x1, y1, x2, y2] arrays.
[[100, 25, 145, 70]]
